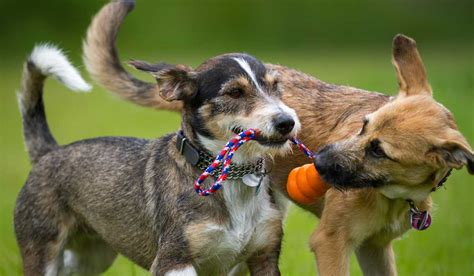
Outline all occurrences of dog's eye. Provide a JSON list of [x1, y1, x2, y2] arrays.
[[226, 88, 243, 99], [369, 139, 386, 158]]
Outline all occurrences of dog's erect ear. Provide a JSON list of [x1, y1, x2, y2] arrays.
[[128, 60, 196, 102], [392, 34, 432, 97], [430, 133, 474, 174]]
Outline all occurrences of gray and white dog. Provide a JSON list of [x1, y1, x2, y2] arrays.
[[14, 22, 300, 276]]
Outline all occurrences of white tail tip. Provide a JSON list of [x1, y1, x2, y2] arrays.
[[30, 44, 92, 92]]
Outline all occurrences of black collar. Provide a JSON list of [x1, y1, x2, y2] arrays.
[[176, 131, 264, 179]]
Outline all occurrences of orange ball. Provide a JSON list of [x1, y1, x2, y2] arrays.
[[287, 163, 329, 205]]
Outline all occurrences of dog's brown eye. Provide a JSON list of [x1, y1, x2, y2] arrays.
[[369, 139, 386, 158], [226, 88, 243, 99]]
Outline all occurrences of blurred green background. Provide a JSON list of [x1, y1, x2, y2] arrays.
[[0, 0, 472, 275]]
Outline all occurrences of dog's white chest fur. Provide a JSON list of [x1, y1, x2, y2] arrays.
[[222, 179, 278, 250], [188, 177, 281, 272]]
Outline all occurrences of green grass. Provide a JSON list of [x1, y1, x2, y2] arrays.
[[0, 48, 472, 275]]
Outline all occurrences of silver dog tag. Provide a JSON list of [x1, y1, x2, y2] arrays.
[[242, 174, 261, 187]]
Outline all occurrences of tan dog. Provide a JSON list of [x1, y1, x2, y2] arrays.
[[83, 1, 473, 275], [269, 35, 473, 275]]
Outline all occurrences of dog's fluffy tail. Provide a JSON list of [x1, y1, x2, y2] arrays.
[[18, 44, 91, 163], [83, 0, 182, 111]]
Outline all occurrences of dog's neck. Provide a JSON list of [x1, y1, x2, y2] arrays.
[[377, 183, 433, 203], [378, 167, 452, 204]]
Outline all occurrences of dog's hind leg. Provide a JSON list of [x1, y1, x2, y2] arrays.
[[14, 182, 72, 276], [62, 230, 117, 275], [355, 238, 397, 276]]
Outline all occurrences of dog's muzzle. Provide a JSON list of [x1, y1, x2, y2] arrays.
[[232, 111, 297, 147], [314, 145, 386, 189]]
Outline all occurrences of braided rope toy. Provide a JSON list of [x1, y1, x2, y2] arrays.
[[195, 129, 258, 196], [290, 137, 314, 159], [194, 129, 328, 201]]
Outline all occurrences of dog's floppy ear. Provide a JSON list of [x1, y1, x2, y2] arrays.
[[430, 132, 474, 174], [392, 34, 432, 97], [128, 60, 196, 102]]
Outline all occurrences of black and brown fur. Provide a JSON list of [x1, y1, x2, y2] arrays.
[[85, 1, 474, 275], [14, 9, 302, 274]]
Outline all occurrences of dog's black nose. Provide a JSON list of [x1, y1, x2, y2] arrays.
[[313, 151, 327, 174], [274, 115, 295, 135], [313, 145, 332, 174]]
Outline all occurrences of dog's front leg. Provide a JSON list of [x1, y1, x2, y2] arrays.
[[150, 243, 196, 276], [310, 224, 352, 276], [151, 259, 197, 276], [355, 238, 397, 276], [310, 191, 353, 276], [246, 225, 283, 276]]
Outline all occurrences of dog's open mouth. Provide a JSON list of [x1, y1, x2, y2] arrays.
[[231, 126, 289, 147]]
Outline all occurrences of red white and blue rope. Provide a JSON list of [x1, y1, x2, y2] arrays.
[[194, 129, 314, 196], [290, 137, 315, 159], [194, 129, 258, 196]]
